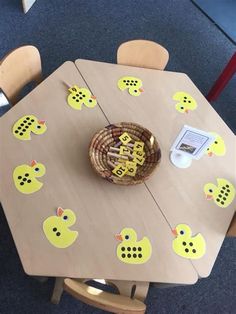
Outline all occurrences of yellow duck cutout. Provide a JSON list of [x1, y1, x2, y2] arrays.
[[43, 207, 78, 248], [67, 85, 97, 110], [205, 132, 226, 157], [173, 91, 197, 113], [204, 178, 235, 208], [13, 115, 47, 140], [115, 228, 152, 264], [118, 76, 144, 96], [13, 160, 46, 194], [172, 224, 206, 259]]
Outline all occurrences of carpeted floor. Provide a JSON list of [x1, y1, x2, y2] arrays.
[[0, 0, 235, 313]]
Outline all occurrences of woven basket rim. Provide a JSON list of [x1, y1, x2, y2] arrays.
[[89, 122, 161, 185]]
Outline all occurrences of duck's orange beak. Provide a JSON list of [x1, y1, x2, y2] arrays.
[[91, 95, 96, 99], [115, 234, 123, 241], [38, 120, 45, 125], [139, 88, 144, 93], [206, 194, 213, 200], [172, 229, 177, 237], [57, 207, 64, 216], [208, 152, 213, 157], [31, 160, 37, 167], [185, 109, 189, 113]]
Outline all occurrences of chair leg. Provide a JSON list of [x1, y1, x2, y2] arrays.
[[108, 280, 149, 302], [51, 277, 64, 304], [207, 52, 236, 102]]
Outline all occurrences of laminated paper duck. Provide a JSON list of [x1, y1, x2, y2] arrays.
[[173, 91, 197, 113], [205, 132, 226, 157], [43, 207, 78, 248], [204, 178, 235, 208], [13, 115, 47, 140], [67, 85, 97, 110], [172, 224, 206, 259], [118, 76, 144, 96], [115, 228, 152, 264], [13, 160, 46, 194]]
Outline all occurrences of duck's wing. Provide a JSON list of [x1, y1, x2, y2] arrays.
[[193, 234, 206, 250], [139, 237, 152, 251]]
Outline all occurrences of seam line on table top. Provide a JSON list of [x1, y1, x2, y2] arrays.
[[75, 65, 110, 125], [76, 64, 200, 273], [76, 62, 200, 278], [76, 64, 176, 227], [145, 182, 199, 276], [77, 64, 175, 226]]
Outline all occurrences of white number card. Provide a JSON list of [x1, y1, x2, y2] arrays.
[[170, 125, 215, 168]]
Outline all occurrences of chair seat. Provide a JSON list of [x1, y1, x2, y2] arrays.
[[64, 278, 146, 314]]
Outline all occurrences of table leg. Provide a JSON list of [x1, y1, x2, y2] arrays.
[[51, 277, 64, 304]]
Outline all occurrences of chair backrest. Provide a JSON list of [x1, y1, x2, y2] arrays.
[[0, 45, 42, 105], [117, 40, 169, 70], [64, 279, 146, 314]]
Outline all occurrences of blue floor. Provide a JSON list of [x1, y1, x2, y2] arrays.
[[193, 0, 236, 44], [0, 0, 235, 313]]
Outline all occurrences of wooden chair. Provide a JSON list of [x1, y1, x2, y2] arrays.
[[117, 40, 169, 70], [0, 46, 42, 105], [63, 278, 146, 314]]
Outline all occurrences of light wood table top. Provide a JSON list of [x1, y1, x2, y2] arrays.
[[0, 61, 198, 284], [75, 59, 236, 279]]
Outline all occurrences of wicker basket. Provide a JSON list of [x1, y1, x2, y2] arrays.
[[89, 122, 161, 185]]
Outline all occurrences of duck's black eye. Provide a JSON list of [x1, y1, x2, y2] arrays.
[[63, 215, 68, 220], [35, 167, 39, 172], [180, 230, 184, 235], [180, 107, 184, 109], [214, 141, 218, 144], [125, 235, 129, 240], [209, 189, 213, 193], [89, 99, 92, 102], [37, 125, 41, 129]]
